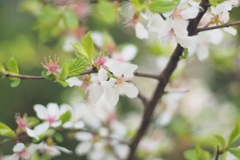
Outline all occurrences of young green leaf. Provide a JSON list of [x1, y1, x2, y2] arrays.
[[184, 149, 198, 160], [228, 124, 240, 147], [72, 43, 88, 60], [0, 62, 6, 74], [59, 110, 71, 124], [65, 57, 88, 77], [215, 135, 226, 149], [63, 9, 78, 30], [0, 122, 16, 138], [54, 132, 63, 143], [229, 135, 240, 148], [27, 117, 40, 128], [7, 57, 19, 74], [180, 48, 188, 59], [96, 1, 116, 24], [56, 79, 69, 87], [10, 79, 21, 87], [58, 63, 69, 80], [228, 148, 240, 159], [147, 0, 178, 13], [82, 32, 94, 62], [41, 70, 55, 80]]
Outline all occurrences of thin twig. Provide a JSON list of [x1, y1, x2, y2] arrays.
[[195, 20, 240, 34], [126, 0, 210, 159], [134, 72, 159, 80], [3, 70, 159, 80], [137, 91, 148, 107], [215, 146, 224, 160]]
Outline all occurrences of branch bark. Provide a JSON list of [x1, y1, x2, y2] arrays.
[[196, 20, 240, 33], [126, 0, 210, 159]]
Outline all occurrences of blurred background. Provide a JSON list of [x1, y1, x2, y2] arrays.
[[0, 0, 240, 159]]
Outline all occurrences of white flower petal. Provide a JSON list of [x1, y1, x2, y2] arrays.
[[224, 27, 237, 35], [118, 44, 137, 61], [26, 128, 39, 140], [123, 82, 138, 98], [33, 104, 48, 120], [114, 144, 129, 159], [135, 22, 149, 39], [123, 64, 138, 78], [34, 122, 49, 135], [98, 67, 108, 82], [13, 143, 25, 152], [66, 77, 83, 87], [75, 132, 93, 141], [174, 20, 189, 39], [47, 103, 60, 117], [51, 121, 62, 127], [180, 7, 199, 19], [75, 142, 92, 155]]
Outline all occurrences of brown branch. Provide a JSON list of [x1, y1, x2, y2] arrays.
[[215, 146, 224, 160], [134, 72, 159, 80], [126, 0, 210, 159], [3, 70, 158, 80], [137, 91, 148, 107], [196, 20, 240, 34]]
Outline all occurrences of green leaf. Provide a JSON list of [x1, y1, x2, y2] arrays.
[[228, 148, 240, 159], [63, 9, 78, 30], [10, 79, 21, 87], [209, 0, 225, 6], [41, 70, 55, 80], [184, 149, 198, 160], [27, 117, 40, 128], [65, 57, 88, 77], [229, 135, 240, 148], [58, 64, 69, 80], [55, 79, 69, 87], [96, 1, 116, 24], [0, 122, 16, 138], [215, 135, 226, 149], [7, 57, 19, 74], [82, 32, 94, 62], [228, 124, 240, 147], [59, 110, 71, 124], [196, 145, 211, 160], [72, 43, 88, 60], [54, 132, 63, 143], [130, 0, 142, 11], [0, 62, 6, 74], [147, 0, 178, 13], [180, 48, 188, 59], [72, 33, 95, 62]]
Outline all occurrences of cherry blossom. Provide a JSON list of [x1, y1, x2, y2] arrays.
[[15, 114, 39, 140], [61, 103, 85, 129], [3, 143, 34, 160], [33, 103, 63, 135], [31, 142, 72, 156], [42, 56, 60, 75]]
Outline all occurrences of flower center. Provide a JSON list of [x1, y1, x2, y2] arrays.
[[47, 116, 56, 124]]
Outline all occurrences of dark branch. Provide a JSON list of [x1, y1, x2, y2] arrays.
[[126, 0, 210, 159], [196, 20, 240, 33], [215, 146, 224, 160], [4, 70, 159, 80], [134, 72, 159, 80]]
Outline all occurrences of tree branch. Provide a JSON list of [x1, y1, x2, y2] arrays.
[[3, 70, 159, 80], [196, 20, 240, 33], [215, 146, 224, 160], [134, 72, 159, 80], [126, 0, 210, 159]]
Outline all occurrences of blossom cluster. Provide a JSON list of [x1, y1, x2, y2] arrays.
[[1, 0, 240, 159]]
